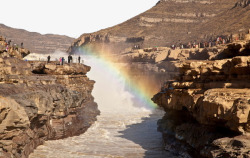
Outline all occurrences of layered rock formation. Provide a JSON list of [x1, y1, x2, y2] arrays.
[[0, 37, 99, 157], [121, 46, 220, 63], [122, 35, 250, 63], [152, 41, 250, 157], [69, 0, 249, 54], [0, 24, 74, 54]]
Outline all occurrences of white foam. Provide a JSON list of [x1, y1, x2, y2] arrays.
[[84, 56, 151, 114]]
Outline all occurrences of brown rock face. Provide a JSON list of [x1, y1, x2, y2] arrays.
[[0, 24, 74, 54], [0, 57, 99, 157], [153, 54, 250, 157], [69, 0, 249, 54], [121, 46, 220, 63]]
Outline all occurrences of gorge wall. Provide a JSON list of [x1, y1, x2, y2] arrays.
[[0, 38, 99, 157], [68, 0, 249, 54], [152, 39, 250, 157]]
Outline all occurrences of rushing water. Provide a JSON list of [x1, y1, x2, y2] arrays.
[[29, 56, 175, 158]]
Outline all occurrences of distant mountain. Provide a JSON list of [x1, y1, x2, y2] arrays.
[[69, 0, 250, 54], [0, 24, 74, 54]]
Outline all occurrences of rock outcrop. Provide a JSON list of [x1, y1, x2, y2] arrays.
[[152, 42, 250, 157], [0, 36, 99, 157], [120, 34, 250, 64], [121, 46, 220, 63]]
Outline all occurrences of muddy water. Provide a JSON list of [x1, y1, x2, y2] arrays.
[[30, 110, 175, 158], [29, 56, 175, 158]]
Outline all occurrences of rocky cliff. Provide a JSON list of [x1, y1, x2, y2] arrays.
[[0, 24, 74, 54], [69, 0, 250, 54], [0, 37, 99, 157], [152, 40, 250, 157]]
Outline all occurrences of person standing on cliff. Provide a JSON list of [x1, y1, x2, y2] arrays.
[[68, 55, 71, 64], [47, 55, 51, 63], [62, 57, 64, 65], [78, 56, 81, 64], [70, 55, 73, 63]]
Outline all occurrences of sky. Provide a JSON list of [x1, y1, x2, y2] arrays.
[[0, 0, 158, 38]]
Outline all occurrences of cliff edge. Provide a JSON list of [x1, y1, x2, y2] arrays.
[[0, 37, 99, 157], [152, 40, 250, 157]]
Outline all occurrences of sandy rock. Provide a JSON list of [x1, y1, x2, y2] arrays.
[[0, 56, 99, 157], [153, 55, 250, 157], [30, 62, 91, 75], [0, 97, 30, 133]]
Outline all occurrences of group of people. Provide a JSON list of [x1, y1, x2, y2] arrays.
[[47, 55, 82, 65], [170, 35, 236, 50], [3, 39, 24, 52], [131, 34, 237, 51]]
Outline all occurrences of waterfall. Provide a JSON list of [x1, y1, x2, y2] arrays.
[[29, 55, 173, 158]]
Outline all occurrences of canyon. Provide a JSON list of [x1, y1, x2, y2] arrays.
[[112, 33, 250, 157], [0, 0, 249, 157], [65, 0, 250, 157]]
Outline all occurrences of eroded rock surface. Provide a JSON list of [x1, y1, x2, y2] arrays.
[[120, 38, 250, 64], [153, 55, 250, 157], [0, 56, 99, 157]]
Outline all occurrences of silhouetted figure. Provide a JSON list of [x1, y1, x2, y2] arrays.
[[78, 56, 81, 63], [68, 55, 73, 64], [62, 57, 64, 65], [21, 42, 23, 48], [68, 55, 71, 64], [47, 55, 51, 63]]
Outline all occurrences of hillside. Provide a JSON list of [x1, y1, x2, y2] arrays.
[[0, 24, 74, 54], [69, 0, 250, 54]]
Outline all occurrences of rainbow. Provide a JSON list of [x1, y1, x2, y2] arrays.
[[74, 45, 158, 110]]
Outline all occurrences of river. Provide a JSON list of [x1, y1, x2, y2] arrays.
[[29, 55, 175, 158]]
